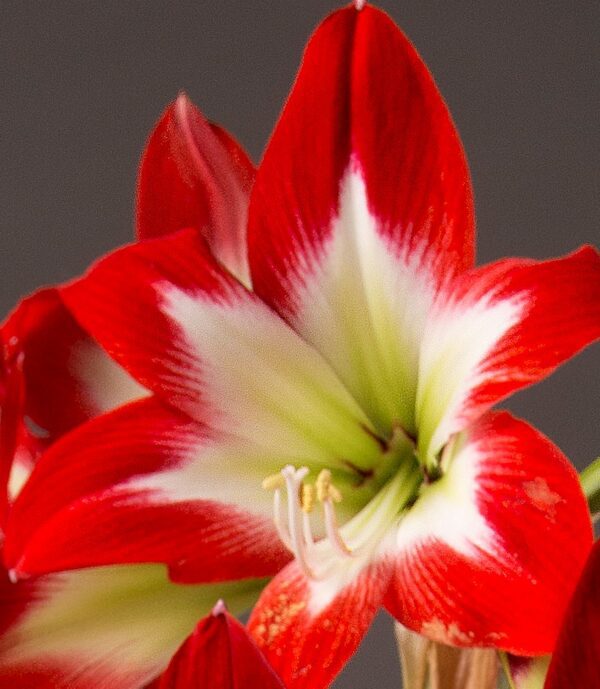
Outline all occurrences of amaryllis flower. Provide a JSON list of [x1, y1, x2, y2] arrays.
[[0, 91, 254, 522], [3, 3, 599, 688]]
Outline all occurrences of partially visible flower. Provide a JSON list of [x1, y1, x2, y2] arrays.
[[0, 92, 254, 525], [0, 550, 265, 688], [151, 601, 284, 689], [0, 95, 258, 688]]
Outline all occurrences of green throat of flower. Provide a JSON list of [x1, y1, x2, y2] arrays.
[[263, 424, 426, 580]]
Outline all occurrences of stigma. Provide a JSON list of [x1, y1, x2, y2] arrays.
[[263, 466, 362, 580]]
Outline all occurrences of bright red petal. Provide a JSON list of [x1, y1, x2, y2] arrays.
[[248, 559, 391, 689], [249, 4, 474, 314], [386, 411, 593, 655], [2, 288, 146, 442], [0, 288, 145, 525], [418, 246, 600, 458], [246, 5, 473, 436], [4, 397, 289, 582], [544, 538, 600, 689], [158, 602, 284, 689], [136, 93, 254, 284]]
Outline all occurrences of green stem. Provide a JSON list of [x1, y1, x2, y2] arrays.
[[580, 457, 600, 519]]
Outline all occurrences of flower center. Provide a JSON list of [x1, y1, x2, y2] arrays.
[[263, 444, 422, 581]]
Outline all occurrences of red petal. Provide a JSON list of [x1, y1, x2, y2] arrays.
[[2, 288, 145, 442], [157, 603, 284, 689], [0, 288, 145, 526], [386, 412, 592, 655], [418, 246, 600, 457], [544, 538, 600, 689], [136, 93, 254, 283], [248, 5, 474, 316], [248, 559, 391, 689], [4, 397, 289, 582]]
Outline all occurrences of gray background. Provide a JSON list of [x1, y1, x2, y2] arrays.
[[1, 1, 598, 687]]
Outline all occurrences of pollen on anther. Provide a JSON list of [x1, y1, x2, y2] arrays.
[[316, 469, 332, 502], [301, 483, 316, 513], [262, 473, 285, 491]]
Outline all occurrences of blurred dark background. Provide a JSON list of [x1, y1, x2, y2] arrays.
[[1, 1, 598, 686]]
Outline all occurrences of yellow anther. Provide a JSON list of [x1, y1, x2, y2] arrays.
[[301, 484, 316, 513], [328, 484, 343, 503], [316, 469, 332, 502], [262, 473, 285, 491]]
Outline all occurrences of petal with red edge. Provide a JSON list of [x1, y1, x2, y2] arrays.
[[417, 246, 600, 459], [248, 559, 391, 689], [157, 602, 284, 689], [136, 93, 254, 284], [2, 287, 146, 448], [0, 559, 264, 689], [5, 397, 290, 581], [0, 288, 146, 523], [544, 538, 600, 689], [386, 412, 592, 655], [248, 6, 474, 435], [61, 229, 383, 473]]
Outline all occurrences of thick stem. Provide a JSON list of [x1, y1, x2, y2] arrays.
[[395, 622, 500, 689]]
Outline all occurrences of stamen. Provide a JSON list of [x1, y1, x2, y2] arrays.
[[272, 487, 292, 549], [323, 498, 354, 557], [262, 473, 285, 490], [263, 464, 377, 580], [282, 466, 316, 578], [301, 483, 315, 513]]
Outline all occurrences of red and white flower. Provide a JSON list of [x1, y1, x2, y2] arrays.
[[2, 4, 599, 688]]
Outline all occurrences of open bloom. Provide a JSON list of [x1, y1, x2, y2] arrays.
[[2, 4, 599, 688]]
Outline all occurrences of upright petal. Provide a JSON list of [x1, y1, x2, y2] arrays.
[[136, 93, 255, 284], [544, 538, 600, 689], [248, 5, 474, 434], [417, 246, 600, 458], [157, 602, 284, 689], [386, 412, 592, 655], [0, 558, 263, 689], [248, 559, 391, 689]]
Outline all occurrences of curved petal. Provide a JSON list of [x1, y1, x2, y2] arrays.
[[0, 288, 146, 524], [417, 246, 600, 459], [61, 229, 383, 474], [385, 412, 593, 655], [0, 558, 263, 689], [544, 538, 600, 689], [4, 397, 289, 582], [2, 288, 146, 440], [247, 5, 474, 435], [136, 93, 254, 284], [157, 602, 284, 689], [248, 558, 391, 689]]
